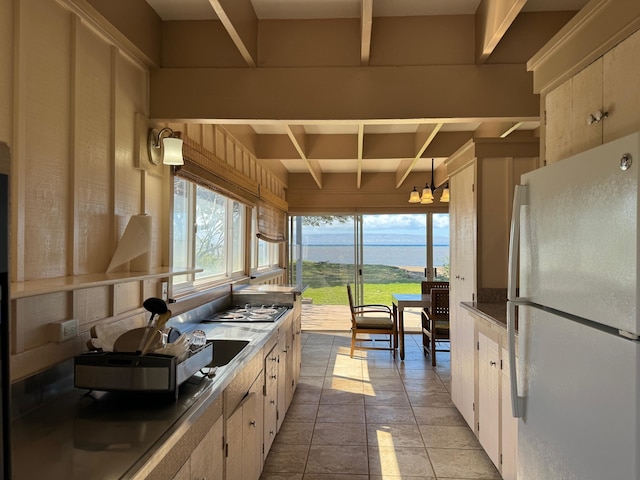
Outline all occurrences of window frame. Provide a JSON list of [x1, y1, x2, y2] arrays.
[[172, 177, 248, 294]]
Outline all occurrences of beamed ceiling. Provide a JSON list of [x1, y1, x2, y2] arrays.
[[144, 0, 589, 191]]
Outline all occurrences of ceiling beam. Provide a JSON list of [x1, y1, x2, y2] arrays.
[[475, 0, 527, 64], [395, 123, 442, 188], [360, 0, 373, 66], [208, 0, 258, 67], [151, 64, 539, 121], [256, 131, 479, 161], [284, 125, 323, 188]]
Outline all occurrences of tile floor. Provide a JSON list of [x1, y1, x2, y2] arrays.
[[260, 332, 500, 480]]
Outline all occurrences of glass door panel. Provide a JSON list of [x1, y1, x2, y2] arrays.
[[360, 214, 426, 303], [288, 213, 447, 314]]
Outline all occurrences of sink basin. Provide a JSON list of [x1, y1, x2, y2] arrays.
[[209, 339, 250, 367]]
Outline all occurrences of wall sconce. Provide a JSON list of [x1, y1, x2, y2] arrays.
[[148, 127, 184, 166], [408, 158, 449, 204]]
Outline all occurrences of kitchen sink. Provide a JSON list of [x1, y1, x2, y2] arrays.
[[209, 339, 250, 367]]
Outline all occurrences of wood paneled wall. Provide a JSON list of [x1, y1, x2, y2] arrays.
[[4, 0, 159, 380], [1, 0, 289, 381]]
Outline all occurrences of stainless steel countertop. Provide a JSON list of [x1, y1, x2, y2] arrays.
[[12, 311, 292, 480]]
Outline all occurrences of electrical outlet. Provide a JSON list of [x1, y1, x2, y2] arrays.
[[161, 281, 168, 301], [48, 319, 79, 342]]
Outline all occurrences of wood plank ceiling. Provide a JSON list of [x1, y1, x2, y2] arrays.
[[146, 0, 589, 190]]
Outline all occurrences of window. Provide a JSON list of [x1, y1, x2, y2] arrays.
[[251, 208, 280, 271], [173, 177, 246, 290]]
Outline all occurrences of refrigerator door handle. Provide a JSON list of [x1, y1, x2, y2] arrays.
[[507, 301, 524, 418], [508, 184, 526, 301]]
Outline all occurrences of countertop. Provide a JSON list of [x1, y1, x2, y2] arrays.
[[460, 302, 507, 329], [11, 309, 293, 480]]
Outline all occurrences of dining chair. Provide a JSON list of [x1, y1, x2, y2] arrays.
[[346, 283, 397, 358], [422, 288, 450, 366], [421, 280, 450, 293]]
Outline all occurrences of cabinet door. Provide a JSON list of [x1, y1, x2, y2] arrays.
[[478, 332, 500, 468], [571, 57, 603, 155], [545, 59, 602, 163], [545, 78, 573, 164], [244, 379, 264, 480], [277, 334, 287, 431], [453, 308, 475, 430], [226, 386, 263, 480], [284, 323, 295, 412], [603, 28, 640, 144], [501, 347, 518, 480], [450, 162, 476, 430], [191, 415, 223, 480], [226, 403, 243, 480], [264, 346, 279, 458]]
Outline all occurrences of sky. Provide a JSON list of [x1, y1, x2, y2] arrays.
[[300, 214, 450, 245]]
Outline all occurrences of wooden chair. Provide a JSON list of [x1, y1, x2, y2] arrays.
[[422, 288, 450, 366], [346, 283, 397, 358], [421, 281, 449, 293]]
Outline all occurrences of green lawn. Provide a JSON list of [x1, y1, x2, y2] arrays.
[[302, 282, 421, 305], [297, 261, 425, 305]]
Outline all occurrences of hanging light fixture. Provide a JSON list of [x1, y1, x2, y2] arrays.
[[408, 158, 450, 204], [408, 187, 421, 203], [440, 185, 450, 202]]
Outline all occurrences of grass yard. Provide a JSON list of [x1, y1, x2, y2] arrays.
[[298, 261, 425, 305], [303, 282, 422, 305]]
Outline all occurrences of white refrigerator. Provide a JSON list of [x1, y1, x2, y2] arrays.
[[507, 132, 640, 480]]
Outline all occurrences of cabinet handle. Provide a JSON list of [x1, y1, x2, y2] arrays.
[[270, 430, 275, 436], [270, 399, 275, 404], [587, 109, 608, 125], [249, 421, 256, 427], [490, 361, 497, 366], [271, 374, 277, 379]]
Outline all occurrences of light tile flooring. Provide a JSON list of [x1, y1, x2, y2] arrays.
[[260, 332, 500, 480]]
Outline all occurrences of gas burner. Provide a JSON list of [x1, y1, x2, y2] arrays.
[[204, 305, 290, 323], [251, 308, 277, 315]]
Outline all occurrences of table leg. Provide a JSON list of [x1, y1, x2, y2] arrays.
[[394, 304, 405, 360]]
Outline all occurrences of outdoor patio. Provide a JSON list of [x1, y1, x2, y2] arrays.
[[301, 303, 423, 333]]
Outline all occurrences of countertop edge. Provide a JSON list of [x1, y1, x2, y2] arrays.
[[460, 302, 507, 329]]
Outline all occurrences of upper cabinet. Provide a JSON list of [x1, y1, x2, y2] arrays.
[[545, 29, 640, 164], [528, 0, 640, 164]]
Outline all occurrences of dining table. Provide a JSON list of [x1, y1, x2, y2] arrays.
[[392, 293, 431, 360]]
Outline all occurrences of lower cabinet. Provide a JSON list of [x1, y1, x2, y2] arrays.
[[226, 374, 263, 480], [477, 332, 500, 468], [500, 347, 518, 480], [276, 333, 287, 432], [172, 415, 224, 480], [451, 307, 476, 429], [456, 309, 519, 479], [264, 343, 279, 458]]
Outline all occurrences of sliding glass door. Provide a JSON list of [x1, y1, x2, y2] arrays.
[[289, 213, 449, 307]]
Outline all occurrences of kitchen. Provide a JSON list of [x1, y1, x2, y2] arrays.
[[1, 0, 640, 479]]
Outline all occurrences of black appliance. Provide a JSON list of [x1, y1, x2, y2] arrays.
[[0, 150, 11, 479]]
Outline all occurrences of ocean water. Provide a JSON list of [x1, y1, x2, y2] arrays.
[[301, 244, 449, 268]]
